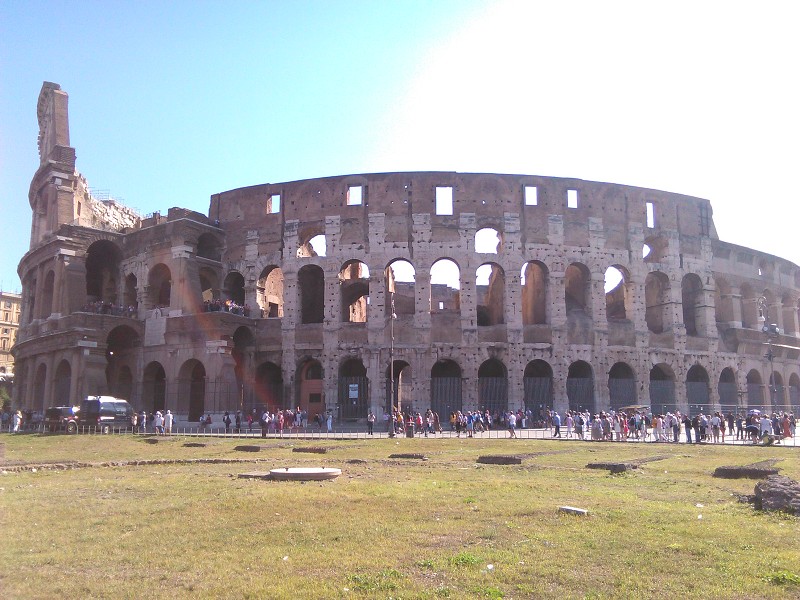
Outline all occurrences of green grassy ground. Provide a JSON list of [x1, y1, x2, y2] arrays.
[[1, 434, 798, 599]]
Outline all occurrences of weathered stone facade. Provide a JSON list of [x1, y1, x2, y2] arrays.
[[13, 82, 800, 424]]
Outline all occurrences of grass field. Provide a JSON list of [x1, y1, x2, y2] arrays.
[[1, 434, 799, 599]]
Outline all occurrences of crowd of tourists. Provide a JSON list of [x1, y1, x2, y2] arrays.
[[542, 408, 796, 444], [202, 299, 251, 316], [80, 300, 137, 317]]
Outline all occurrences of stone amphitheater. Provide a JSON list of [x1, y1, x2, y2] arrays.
[[12, 82, 800, 425]]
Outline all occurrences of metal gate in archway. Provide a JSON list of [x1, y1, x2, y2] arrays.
[[523, 377, 552, 412], [567, 378, 594, 412], [479, 377, 508, 417], [431, 377, 461, 418], [338, 376, 368, 420]]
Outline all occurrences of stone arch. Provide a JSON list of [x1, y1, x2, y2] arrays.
[[476, 262, 505, 326], [645, 271, 671, 334], [604, 265, 632, 321], [681, 273, 704, 336], [295, 359, 323, 416], [86, 239, 122, 304], [686, 364, 710, 413], [788, 373, 800, 409], [430, 259, 460, 312], [255, 361, 283, 413], [746, 369, 763, 408], [718, 367, 738, 408], [338, 358, 368, 420], [124, 273, 138, 309], [105, 325, 140, 399], [148, 263, 171, 308], [385, 259, 415, 316], [297, 226, 327, 258], [740, 283, 757, 329], [385, 359, 412, 414], [223, 271, 245, 306], [257, 265, 284, 318], [781, 292, 797, 336], [298, 264, 325, 324], [523, 359, 553, 412], [53, 359, 71, 406], [339, 260, 370, 323], [649, 363, 676, 413], [196, 233, 222, 261], [642, 234, 668, 263], [178, 359, 206, 421], [143, 361, 167, 414], [608, 362, 637, 410], [475, 227, 501, 254], [41, 269, 55, 318], [521, 261, 548, 325], [431, 359, 462, 417], [478, 358, 508, 416], [566, 360, 594, 413], [565, 262, 591, 315], [33, 363, 47, 411]]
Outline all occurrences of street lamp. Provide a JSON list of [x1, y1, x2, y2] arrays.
[[757, 295, 781, 409], [388, 290, 396, 438]]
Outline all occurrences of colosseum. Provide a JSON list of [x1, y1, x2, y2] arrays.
[[13, 82, 800, 427]]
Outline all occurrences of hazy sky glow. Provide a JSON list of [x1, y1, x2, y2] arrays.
[[1, 0, 799, 293]]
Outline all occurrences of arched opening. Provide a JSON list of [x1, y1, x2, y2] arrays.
[[148, 263, 171, 309], [255, 361, 283, 413], [523, 360, 553, 414], [643, 234, 668, 263], [770, 371, 785, 406], [117, 365, 133, 404], [33, 364, 47, 411], [143, 361, 167, 413], [686, 365, 710, 414], [298, 264, 325, 324], [682, 273, 704, 336], [124, 273, 138, 310], [782, 293, 797, 336], [105, 325, 140, 398], [740, 283, 757, 329], [53, 359, 71, 406], [86, 240, 122, 304], [566, 361, 594, 413], [296, 360, 322, 417], [196, 233, 222, 261], [649, 364, 676, 414], [223, 271, 245, 306], [232, 326, 254, 405], [297, 229, 327, 258], [718, 367, 738, 409], [475, 227, 501, 254], [604, 266, 631, 321], [645, 271, 671, 334], [385, 360, 412, 414], [788, 373, 800, 410], [714, 278, 734, 325], [179, 359, 206, 421], [746, 369, 763, 409], [339, 260, 370, 323], [476, 263, 505, 326], [431, 359, 462, 418], [199, 267, 219, 304], [478, 358, 508, 416], [608, 362, 636, 410], [338, 358, 368, 420], [521, 261, 548, 325], [257, 266, 284, 318], [41, 270, 55, 318], [385, 260, 415, 317], [430, 259, 460, 312], [565, 263, 591, 314]]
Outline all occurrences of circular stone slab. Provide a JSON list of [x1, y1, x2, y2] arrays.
[[269, 467, 342, 481]]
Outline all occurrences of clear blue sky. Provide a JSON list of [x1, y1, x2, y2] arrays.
[[2, 0, 799, 294]]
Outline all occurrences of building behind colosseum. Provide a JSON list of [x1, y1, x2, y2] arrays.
[[13, 82, 800, 425]]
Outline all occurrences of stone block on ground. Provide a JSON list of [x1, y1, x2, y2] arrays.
[[389, 453, 427, 460], [713, 465, 780, 479], [234, 445, 266, 452], [292, 447, 328, 454], [477, 455, 523, 465], [559, 506, 588, 516], [753, 475, 800, 513], [587, 462, 634, 473]]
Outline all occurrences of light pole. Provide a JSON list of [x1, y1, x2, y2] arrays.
[[757, 295, 780, 409], [388, 290, 396, 437]]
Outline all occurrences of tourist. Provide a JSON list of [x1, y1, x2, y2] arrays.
[[367, 411, 375, 435], [12, 410, 22, 433], [164, 410, 174, 434], [507, 410, 517, 438], [153, 411, 164, 435], [326, 412, 333, 433], [260, 410, 269, 438], [552, 411, 561, 438], [711, 413, 721, 443]]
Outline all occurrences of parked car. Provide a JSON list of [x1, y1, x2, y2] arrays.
[[78, 396, 135, 433], [44, 406, 79, 433]]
